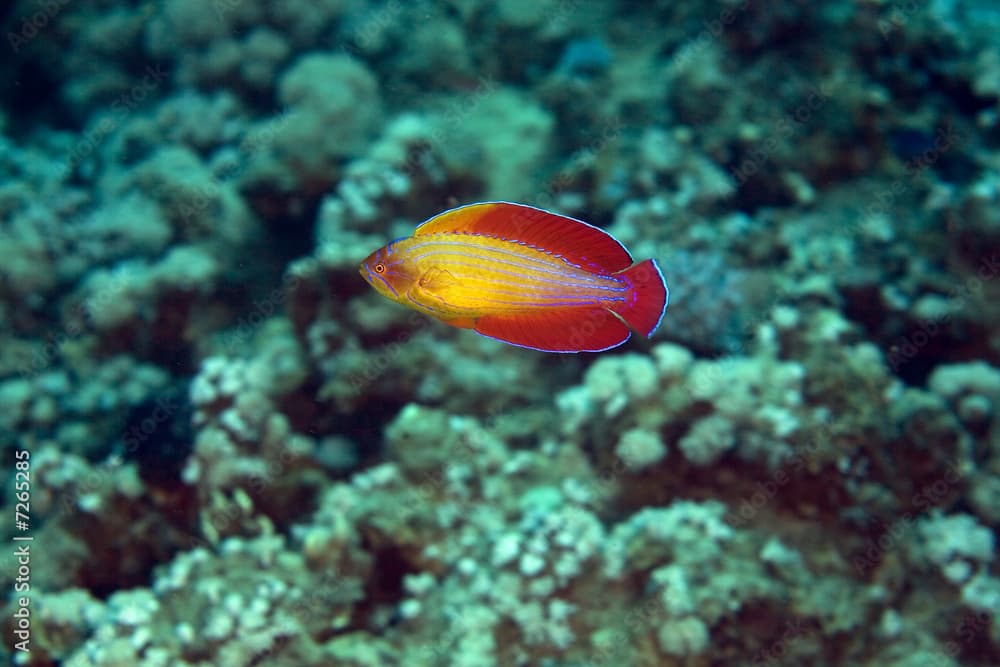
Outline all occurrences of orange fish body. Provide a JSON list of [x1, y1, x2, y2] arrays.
[[359, 202, 668, 352]]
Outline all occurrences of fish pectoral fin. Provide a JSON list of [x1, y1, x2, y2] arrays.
[[408, 267, 461, 315], [418, 267, 458, 290], [406, 278, 455, 315], [407, 282, 474, 327], [408, 269, 475, 326]]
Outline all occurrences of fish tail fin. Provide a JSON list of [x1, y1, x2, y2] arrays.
[[611, 259, 669, 338]]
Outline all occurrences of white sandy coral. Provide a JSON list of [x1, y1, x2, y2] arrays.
[[432, 86, 553, 200], [959, 573, 1000, 644], [678, 413, 735, 465], [73, 245, 221, 331], [63, 533, 363, 667], [146, 0, 350, 90], [929, 361, 1000, 428], [686, 356, 804, 468], [274, 53, 382, 174], [0, 357, 168, 456], [185, 328, 312, 542], [616, 427, 668, 470], [605, 500, 734, 578], [602, 499, 791, 660], [912, 511, 995, 584], [120, 145, 256, 245], [658, 615, 710, 657], [77, 193, 171, 260], [583, 353, 659, 417], [308, 112, 442, 258]]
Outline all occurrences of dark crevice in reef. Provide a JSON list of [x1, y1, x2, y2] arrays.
[[55, 383, 205, 599], [281, 385, 407, 468], [0, 59, 66, 136], [73, 491, 200, 600], [838, 282, 994, 387], [713, 602, 827, 665], [241, 182, 325, 265], [346, 399, 408, 466], [118, 383, 195, 486], [949, 609, 1000, 666], [353, 539, 418, 630], [283, 402, 393, 475]]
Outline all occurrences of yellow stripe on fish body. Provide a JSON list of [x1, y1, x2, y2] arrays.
[[360, 202, 669, 353], [396, 233, 628, 319]]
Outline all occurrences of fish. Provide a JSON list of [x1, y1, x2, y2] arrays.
[[359, 201, 669, 352]]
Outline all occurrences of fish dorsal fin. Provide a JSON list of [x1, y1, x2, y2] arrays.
[[414, 201, 633, 273]]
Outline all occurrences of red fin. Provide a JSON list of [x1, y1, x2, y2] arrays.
[[415, 202, 633, 273], [474, 307, 631, 353], [610, 259, 669, 338], [444, 316, 476, 329]]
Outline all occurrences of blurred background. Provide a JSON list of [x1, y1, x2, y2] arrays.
[[1, 0, 999, 665]]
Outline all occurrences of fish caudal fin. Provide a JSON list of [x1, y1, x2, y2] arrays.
[[474, 307, 631, 353], [610, 259, 669, 338]]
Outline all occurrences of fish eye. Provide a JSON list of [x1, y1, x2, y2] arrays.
[[374, 263, 386, 274]]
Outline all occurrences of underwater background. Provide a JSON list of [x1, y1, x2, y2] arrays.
[[1, 0, 999, 665]]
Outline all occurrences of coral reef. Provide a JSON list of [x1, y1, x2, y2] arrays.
[[1, 0, 999, 666]]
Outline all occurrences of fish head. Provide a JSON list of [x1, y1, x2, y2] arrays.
[[359, 241, 413, 303]]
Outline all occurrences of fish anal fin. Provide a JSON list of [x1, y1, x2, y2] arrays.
[[474, 307, 630, 353], [444, 316, 476, 329], [414, 202, 633, 273]]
